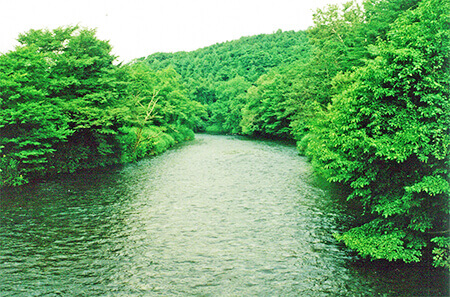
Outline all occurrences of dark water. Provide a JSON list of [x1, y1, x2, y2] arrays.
[[0, 134, 447, 296]]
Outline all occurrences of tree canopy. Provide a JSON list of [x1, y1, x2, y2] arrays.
[[306, 0, 449, 265], [0, 26, 205, 186]]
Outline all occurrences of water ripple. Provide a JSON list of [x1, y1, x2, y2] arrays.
[[0, 135, 447, 296]]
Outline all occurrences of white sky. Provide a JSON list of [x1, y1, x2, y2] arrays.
[[0, 0, 350, 63]]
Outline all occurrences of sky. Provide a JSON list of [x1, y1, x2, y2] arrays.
[[0, 0, 350, 63]]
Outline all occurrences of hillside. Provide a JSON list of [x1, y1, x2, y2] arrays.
[[138, 30, 312, 134], [141, 30, 312, 84]]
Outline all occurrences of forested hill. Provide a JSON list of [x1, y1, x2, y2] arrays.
[[139, 30, 312, 135], [141, 30, 311, 83]]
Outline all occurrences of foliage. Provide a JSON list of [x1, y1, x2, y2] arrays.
[[239, 0, 370, 142], [205, 75, 251, 134], [12, 26, 127, 176], [240, 69, 294, 138], [303, 0, 366, 107], [0, 26, 205, 187], [431, 236, 450, 268], [305, 0, 450, 265], [119, 63, 206, 160], [363, 0, 421, 45], [0, 44, 72, 185], [141, 30, 313, 135], [142, 30, 312, 84]]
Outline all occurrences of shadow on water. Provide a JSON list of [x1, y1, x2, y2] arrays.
[[347, 259, 449, 297], [0, 167, 135, 296], [310, 171, 449, 297]]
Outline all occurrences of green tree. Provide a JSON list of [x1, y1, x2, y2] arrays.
[[1, 26, 127, 185], [305, 0, 450, 266], [206, 75, 251, 134], [121, 63, 161, 159], [38, 27, 125, 173], [302, 1, 366, 107], [118, 63, 206, 160], [0, 45, 71, 186], [240, 70, 294, 138], [288, 1, 369, 146], [363, 0, 421, 45], [0, 25, 210, 188]]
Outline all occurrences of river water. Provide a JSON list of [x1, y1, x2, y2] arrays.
[[0, 134, 447, 296]]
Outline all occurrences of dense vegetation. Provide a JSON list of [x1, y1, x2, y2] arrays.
[[141, 30, 313, 134], [0, 26, 205, 187], [304, 0, 449, 268], [1, 0, 448, 268]]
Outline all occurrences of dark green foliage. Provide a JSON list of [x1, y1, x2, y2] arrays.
[[363, 0, 421, 45], [240, 1, 370, 141], [19, 27, 125, 175], [142, 30, 313, 135], [0, 26, 123, 184], [301, 0, 367, 108], [305, 0, 450, 265], [118, 63, 206, 161], [0, 45, 72, 185], [206, 76, 251, 134], [241, 69, 295, 138], [143, 30, 312, 84], [0, 26, 205, 187]]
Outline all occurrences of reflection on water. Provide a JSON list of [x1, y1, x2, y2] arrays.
[[0, 134, 447, 296]]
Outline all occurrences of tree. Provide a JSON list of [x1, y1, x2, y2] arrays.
[[304, 0, 366, 107], [206, 75, 251, 134], [119, 63, 206, 160], [240, 70, 294, 138], [1, 26, 126, 185], [363, 0, 421, 45], [37, 26, 125, 173], [0, 45, 71, 186], [305, 0, 450, 266]]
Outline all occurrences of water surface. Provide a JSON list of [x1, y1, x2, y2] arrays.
[[0, 134, 447, 296]]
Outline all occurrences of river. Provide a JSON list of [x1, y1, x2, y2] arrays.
[[0, 134, 448, 296]]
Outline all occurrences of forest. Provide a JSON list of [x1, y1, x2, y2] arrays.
[[1, 0, 448, 269]]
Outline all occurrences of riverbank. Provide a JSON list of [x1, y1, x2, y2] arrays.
[[0, 127, 196, 190]]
